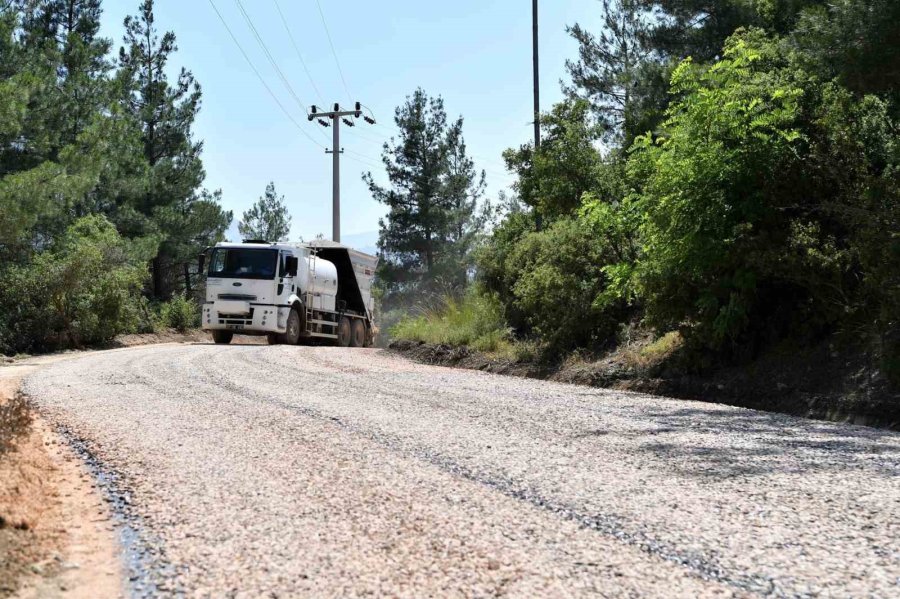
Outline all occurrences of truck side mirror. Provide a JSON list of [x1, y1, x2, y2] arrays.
[[198, 253, 206, 274], [285, 256, 299, 277]]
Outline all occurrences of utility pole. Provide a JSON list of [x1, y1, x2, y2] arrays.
[[308, 102, 376, 243], [532, 0, 542, 231], [532, 0, 540, 151]]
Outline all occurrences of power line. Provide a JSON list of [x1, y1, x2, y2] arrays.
[[233, 0, 309, 115], [207, 0, 325, 149], [363, 116, 509, 172], [314, 0, 353, 103], [272, 0, 325, 106], [345, 127, 388, 147], [344, 147, 384, 169]]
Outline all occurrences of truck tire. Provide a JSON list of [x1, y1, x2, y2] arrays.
[[349, 319, 365, 348], [212, 330, 233, 345], [279, 308, 302, 345], [337, 316, 352, 347]]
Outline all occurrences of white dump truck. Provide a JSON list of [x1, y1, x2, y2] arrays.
[[199, 240, 378, 347]]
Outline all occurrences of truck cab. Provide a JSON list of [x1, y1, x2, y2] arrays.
[[200, 241, 377, 347]]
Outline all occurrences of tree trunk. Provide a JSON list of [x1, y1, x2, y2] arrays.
[[151, 255, 163, 300], [183, 262, 192, 298]]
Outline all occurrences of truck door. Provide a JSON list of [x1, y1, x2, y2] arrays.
[[277, 251, 295, 301]]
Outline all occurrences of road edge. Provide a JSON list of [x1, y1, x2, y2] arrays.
[[1, 367, 125, 598]]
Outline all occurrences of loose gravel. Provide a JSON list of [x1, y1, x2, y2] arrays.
[[24, 344, 900, 597]]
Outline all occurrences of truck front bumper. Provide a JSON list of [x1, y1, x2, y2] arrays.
[[201, 303, 290, 335]]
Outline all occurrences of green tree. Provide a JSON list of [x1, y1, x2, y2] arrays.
[[636, 0, 822, 62], [443, 131, 488, 286], [566, 0, 664, 144], [793, 0, 900, 106], [503, 99, 605, 221], [17, 0, 113, 163], [365, 88, 486, 299], [238, 182, 292, 242], [630, 31, 814, 350], [119, 0, 230, 298], [0, 1, 128, 256]]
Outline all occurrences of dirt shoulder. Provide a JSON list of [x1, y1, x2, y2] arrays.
[[0, 369, 123, 598], [0, 330, 263, 597], [389, 339, 900, 430]]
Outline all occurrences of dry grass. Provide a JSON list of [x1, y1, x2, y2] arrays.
[[0, 392, 32, 455], [618, 331, 684, 371]]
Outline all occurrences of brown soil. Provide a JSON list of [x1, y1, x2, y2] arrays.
[[390, 339, 900, 431], [109, 329, 211, 348], [0, 374, 123, 598]]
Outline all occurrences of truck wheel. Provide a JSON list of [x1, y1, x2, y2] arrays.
[[279, 308, 301, 345], [349, 319, 365, 348], [337, 316, 352, 347], [212, 330, 233, 345], [266, 333, 280, 345]]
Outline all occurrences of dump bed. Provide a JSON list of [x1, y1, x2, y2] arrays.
[[304, 240, 378, 320]]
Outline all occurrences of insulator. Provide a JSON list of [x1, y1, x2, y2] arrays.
[[318, 118, 330, 127]]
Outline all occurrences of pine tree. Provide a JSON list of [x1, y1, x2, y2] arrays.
[[18, 0, 113, 157], [565, 0, 659, 144], [364, 89, 486, 298], [238, 182, 292, 242], [443, 127, 487, 287], [119, 0, 229, 298], [0, 1, 119, 253]]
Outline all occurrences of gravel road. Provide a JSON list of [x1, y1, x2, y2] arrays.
[[24, 343, 900, 597]]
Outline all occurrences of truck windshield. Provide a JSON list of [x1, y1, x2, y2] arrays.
[[208, 248, 278, 280]]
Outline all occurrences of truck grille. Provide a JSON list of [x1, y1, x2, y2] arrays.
[[218, 293, 258, 301], [218, 308, 255, 326]]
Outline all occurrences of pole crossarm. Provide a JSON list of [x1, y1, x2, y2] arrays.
[[307, 102, 367, 122]]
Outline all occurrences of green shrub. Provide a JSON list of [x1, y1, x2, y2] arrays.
[[629, 31, 816, 352], [478, 205, 635, 352], [627, 29, 899, 362], [0, 215, 148, 354], [157, 296, 200, 332]]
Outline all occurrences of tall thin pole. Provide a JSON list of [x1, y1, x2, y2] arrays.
[[532, 0, 542, 231], [308, 102, 375, 244], [532, 0, 540, 151], [332, 115, 341, 243]]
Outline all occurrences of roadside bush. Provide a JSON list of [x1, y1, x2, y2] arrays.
[[478, 200, 635, 353], [508, 218, 622, 351], [629, 31, 817, 353], [474, 209, 535, 332], [391, 286, 511, 352], [0, 215, 148, 354], [157, 295, 200, 332], [627, 29, 900, 368]]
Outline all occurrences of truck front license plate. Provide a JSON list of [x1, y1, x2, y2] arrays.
[[226, 324, 244, 330]]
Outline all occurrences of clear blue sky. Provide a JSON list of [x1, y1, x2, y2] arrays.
[[99, 0, 603, 242]]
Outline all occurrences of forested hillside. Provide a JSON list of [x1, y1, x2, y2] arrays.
[[387, 0, 900, 400], [0, 0, 231, 354]]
